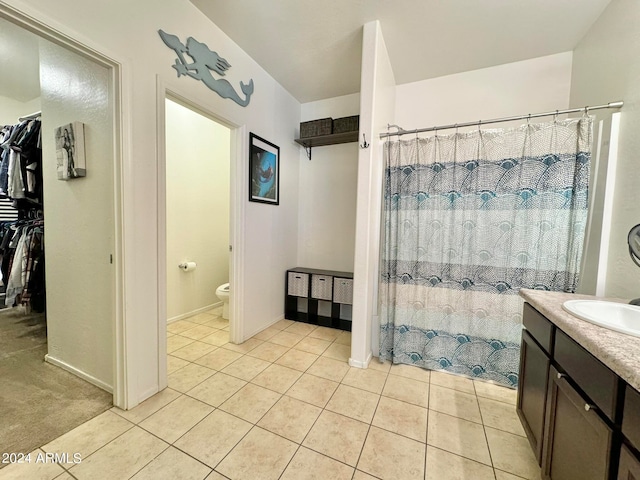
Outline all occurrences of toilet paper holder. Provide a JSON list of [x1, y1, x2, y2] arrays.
[[178, 262, 197, 271]]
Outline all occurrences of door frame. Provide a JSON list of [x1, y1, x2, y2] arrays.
[[0, 3, 127, 407], [156, 78, 245, 389]]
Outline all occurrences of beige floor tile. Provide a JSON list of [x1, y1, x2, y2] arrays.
[[485, 427, 540, 479], [390, 363, 431, 383], [221, 337, 263, 354], [281, 447, 354, 480], [181, 324, 219, 341], [252, 326, 282, 341], [187, 372, 247, 407], [221, 355, 271, 381], [0, 449, 66, 480], [382, 374, 429, 408], [308, 326, 340, 342], [495, 469, 528, 480], [167, 335, 195, 353], [358, 426, 425, 480], [293, 336, 332, 355], [427, 410, 491, 466], [307, 356, 350, 383], [187, 313, 216, 324], [216, 427, 298, 480], [286, 373, 339, 408], [326, 384, 380, 423], [204, 472, 228, 480], [275, 348, 319, 371], [272, 319, 296, 330], [199, 330, 230, 346], [334, 331, 352, 346], [269, 330, 304, 348], [352, 471, 378, 480], [284, 321, 317, 336], [257, 395, 322, 443], [43, 410, 133, 460], [474, 380, 517, 404], [54, 473, 74, 480], [171, 341, 217, 362], [194, 348, 242, 370], [425, 445, 495, 480], [342, 368, 388, 394], [429, 384, 482, 423], [302, 410, 369, 466], [430, 370, 476, 394], [246, 341, 289, 362], [130, 446, 211, 480], [111, 388, 181, 424], [168, 355, 190, 374], [202, 317, 229, 329], [251, 363, 302, 393], [174, 410, 252, 468], [219, 383, 281, 423], [368, 358, 392, 373], [168, 363, 215, 392], [372, 396, 428, 442], [478, 396, 526, 436], [168, 320, 200, 334], [322, 343, 350, 361], [139, 395, 213, 443], [69, 427, 167, 480]]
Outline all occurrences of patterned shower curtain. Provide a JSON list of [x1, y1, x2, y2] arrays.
[[379, 117, 592, 387]]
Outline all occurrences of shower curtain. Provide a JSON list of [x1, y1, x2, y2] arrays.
[[379, 117, 592, 387]]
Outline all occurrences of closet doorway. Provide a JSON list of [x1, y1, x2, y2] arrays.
[[160, 93, 240, 387], [0, 10, 119, 459]]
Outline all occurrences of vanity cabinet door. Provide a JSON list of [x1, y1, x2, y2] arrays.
[[543, 366, 613, 480], [517, 329, 550, 464], [618, 445, 640, 480]]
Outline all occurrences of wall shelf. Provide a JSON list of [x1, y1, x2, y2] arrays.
[[295, 131, 359, 160]]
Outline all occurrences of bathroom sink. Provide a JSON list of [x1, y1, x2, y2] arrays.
[[562, 300, 640, 338]]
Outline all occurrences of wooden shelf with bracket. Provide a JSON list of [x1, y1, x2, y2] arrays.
[[295, 131, 359, 160]]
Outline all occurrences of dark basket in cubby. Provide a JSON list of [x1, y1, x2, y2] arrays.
[[332, 115, 359, 134], [300, 118, 333, 138]]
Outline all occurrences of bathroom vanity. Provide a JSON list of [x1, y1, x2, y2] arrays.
[[517, 289, 640, 480]]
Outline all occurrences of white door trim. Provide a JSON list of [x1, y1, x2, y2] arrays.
[[156, 78, 246, 389]]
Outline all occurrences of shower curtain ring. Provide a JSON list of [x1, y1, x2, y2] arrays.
[[554, 110, 559, 123]]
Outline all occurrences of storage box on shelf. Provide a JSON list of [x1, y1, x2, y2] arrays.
[[285, 267, 353, 331], [300, 118, 332, 138], [332, 115, 359, 134]]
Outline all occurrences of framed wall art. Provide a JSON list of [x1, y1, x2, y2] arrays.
[[55, 121, 86, 180], [249, 132, 279, 205]]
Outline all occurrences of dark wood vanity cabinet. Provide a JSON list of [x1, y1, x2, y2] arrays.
[[517, 302, 640, 480]]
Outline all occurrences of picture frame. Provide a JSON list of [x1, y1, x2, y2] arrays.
[[55, 121, 86, 180], [249, 132, 279, 205]]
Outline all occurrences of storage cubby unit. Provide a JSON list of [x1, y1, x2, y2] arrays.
[[285, 267, 353, 331]]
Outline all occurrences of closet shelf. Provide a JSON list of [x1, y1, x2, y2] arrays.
[[295, 131, 359, 160]]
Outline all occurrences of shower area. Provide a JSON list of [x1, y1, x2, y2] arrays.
[[377, 104, 621, 388]]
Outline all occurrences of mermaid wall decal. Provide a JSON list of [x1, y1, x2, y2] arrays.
[[158, 29, 254, 107]]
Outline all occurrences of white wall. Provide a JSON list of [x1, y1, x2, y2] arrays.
[[4, 0, 301, 407], [0, 96, 41, 125], [570, 0, 640, 299], [39, 37, 115, 391], [395, 52, 573, 131], [351, 21, 396, 367], [298, 93, 359, 272], [165, 98, 230, 321]]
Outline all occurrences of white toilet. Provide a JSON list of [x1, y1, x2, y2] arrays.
[[215, 282, 230, 320]]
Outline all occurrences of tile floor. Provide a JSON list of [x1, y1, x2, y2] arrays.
[[0, 307, 540, 480]]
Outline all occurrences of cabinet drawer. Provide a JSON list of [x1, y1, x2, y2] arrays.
[[333, 278, 353, 304], [523, 303, 554, 354], [554, 330, 619, 421], [311, 274, 333, 300], [287, 272, 309, 297], [623, 386, 640, 452]]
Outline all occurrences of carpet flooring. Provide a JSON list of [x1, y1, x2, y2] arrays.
[[0, 307, 112, 462]]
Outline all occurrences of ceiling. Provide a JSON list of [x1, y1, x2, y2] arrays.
[[191, 0, 612, 103], [0, 17, 40, 102]]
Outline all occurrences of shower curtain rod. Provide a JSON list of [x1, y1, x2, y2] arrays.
[[380, 101, 624, 139]]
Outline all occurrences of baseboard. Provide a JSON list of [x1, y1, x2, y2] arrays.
[[167, 302, 222, 324], [44, 354, 113, 394], [349, 351, 372, 369]]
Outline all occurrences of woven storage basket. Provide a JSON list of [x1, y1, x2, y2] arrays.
[[300, 118, 332, 138], [332, 115, 359, 134]]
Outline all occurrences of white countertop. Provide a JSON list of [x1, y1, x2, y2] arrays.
[[519, 289, 640, 392]]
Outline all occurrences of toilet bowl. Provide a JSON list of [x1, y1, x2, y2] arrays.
[[216, 282, 230, 320]]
